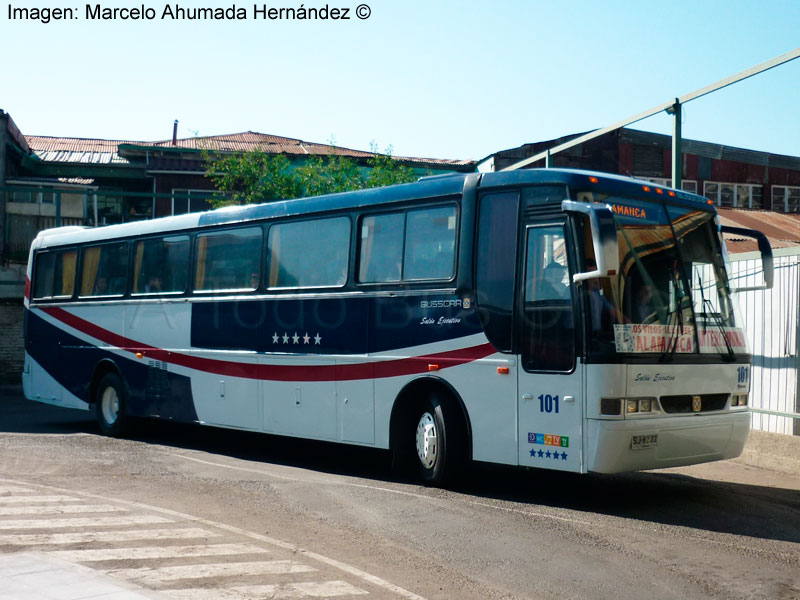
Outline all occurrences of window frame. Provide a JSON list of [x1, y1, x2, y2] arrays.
[[192, 225, 265, 295], [771, 185, 800, 213], [265, 214, 353, 292], [131, 234, 192, 297], [355, 200, 460, 287], [31, 248, 79, 302], [77, 240, 131, 299]]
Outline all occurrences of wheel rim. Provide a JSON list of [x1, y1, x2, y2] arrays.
[[100, 387, 120, 425], [416, 412, 438, 469]]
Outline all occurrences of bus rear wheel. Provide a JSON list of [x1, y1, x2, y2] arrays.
[[94, 372, 129, 437]]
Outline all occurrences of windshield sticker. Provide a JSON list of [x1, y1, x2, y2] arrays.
[[697, 327, 748, 354], [614, 324, 694, 353], [614, 324, 748, 354]]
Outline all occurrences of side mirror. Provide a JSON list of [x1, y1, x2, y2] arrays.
[[562, 200, 619, 282], [720, 225, 774, 291]]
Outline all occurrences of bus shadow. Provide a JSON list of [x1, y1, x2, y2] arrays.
[[459, 462, 800, 545], [3, 389, 797, 547], [125, 417, 800, 546]]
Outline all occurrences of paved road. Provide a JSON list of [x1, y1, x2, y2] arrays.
[[0, 386, 798, 600]]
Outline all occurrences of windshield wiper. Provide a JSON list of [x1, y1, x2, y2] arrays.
[[695, 271, 736, 362]]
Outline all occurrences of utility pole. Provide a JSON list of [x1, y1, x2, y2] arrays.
[[666, 99, 681, 189]]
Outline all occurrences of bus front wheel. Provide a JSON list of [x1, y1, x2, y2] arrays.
[[410, 395, 461, 485], [94, 372, 129, 437]]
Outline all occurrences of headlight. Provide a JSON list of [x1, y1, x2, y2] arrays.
[[602, 397, 657, 416]]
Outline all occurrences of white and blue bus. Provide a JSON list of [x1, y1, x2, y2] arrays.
[[22, 169, 773, 484]]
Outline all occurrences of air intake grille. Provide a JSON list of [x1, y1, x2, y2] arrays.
[[660, 394, 728, 414]]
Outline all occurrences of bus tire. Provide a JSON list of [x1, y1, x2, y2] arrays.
[[94, 372, 129, 437], [412, 395, 462, 486]]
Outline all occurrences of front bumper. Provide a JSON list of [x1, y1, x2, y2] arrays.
[[586, 410, 750, 473]]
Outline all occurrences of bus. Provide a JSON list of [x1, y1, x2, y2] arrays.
[[22, 169, 773, 484]]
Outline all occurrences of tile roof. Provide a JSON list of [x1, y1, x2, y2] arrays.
[[718, 208, 800, 253], [25, 131, 474, 169]]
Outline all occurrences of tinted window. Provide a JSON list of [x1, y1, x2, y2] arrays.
[[267, 217, 350, 288], [80, 243, 129, 297], [359, 213, 404, 283], [404, 206, 456, 280], [358, 205, 457, 283], [475, 192, 519, 352], [33, 249, 77, 299], [521, 225, 575, 372], [194, 227, 262, 292], [132, 236, 190, 295]]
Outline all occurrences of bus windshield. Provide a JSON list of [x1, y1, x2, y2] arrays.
[[578, 192, 748, 361]]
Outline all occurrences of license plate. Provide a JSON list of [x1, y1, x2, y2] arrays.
[[631, 434, 658, 450]]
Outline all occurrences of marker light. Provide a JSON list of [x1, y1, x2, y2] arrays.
[[642, 186, 651, 192], [655, 188, 663, 195], [732, 393, 749, 407], [668, 191, 676, 197], [707, 199, 714, 205], [600, 398, 622, 415], [589, 176, 599, 184], [428, 364, 439, 372]]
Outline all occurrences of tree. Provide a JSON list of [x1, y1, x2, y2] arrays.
[[203, 148, 301, 208], [203, 141, 419, 206]]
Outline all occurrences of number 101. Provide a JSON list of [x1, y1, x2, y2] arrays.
[[539, 394, 559, 414]]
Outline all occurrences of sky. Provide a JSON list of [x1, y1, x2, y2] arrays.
[[1, 0, 799, 163]]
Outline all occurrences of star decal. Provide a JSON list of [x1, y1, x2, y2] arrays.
[[292, 332, 300, 344], [282, 332, 289, 344], [537, 449, 544, 458], [545, 450, 552, 459], [272, 332, 279, 344], [561, 452, 568, 460], [314, 333, 322, 345], [303, 333, 310, 344], [530, 448, 536, 457]]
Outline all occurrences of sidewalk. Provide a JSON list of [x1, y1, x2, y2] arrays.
[[0, 553, 163, 600], [737, 428, 800, 477]]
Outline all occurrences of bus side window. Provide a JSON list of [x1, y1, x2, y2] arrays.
[[404, 206, 457, 281], [33, 249, 77, 300], [132, 236, 190, 295], [358, 213, 404, 283], [267, 217, 350, 289], [194, 228, 262, 292], [79, 243, 128, 298], [358, 204, 457, 284]]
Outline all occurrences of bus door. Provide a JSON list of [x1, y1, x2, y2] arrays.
[[517, 221, 583, 472]]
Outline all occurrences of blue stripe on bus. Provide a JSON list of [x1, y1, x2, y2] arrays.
[[190, 294, 484, 353], [26, 310, 198, 422]]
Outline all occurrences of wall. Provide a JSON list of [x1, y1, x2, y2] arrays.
[[0, 301, 23, 383], [730, 251, 800, 435]]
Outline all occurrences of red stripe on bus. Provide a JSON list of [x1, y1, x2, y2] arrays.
[[42, 306, 496, 382]]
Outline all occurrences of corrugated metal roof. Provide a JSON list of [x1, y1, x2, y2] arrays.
[[718, 208, 800, 253], [25, 131, 473, 169], [133, 131, 473, 167], [26, 136, 137, 165]]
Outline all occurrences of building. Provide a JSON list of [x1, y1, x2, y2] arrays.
[[1, 111, 475, 266], [479, 127, 800, 213]]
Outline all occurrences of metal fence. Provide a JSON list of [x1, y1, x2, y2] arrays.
[[2, 186, 219, 262], [729, 251, 800, 435]]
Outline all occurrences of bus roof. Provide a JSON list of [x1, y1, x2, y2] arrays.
[[34, 168, 713, 249]]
